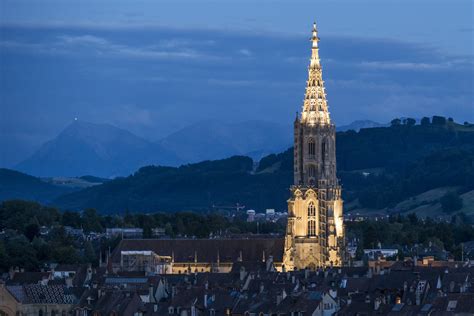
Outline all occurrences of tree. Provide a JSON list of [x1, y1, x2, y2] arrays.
[[5, 235, 39, 271], [24, 223, 40, 241], [82, 208, 103, 233], [390, 118, 401, 126], [0, 240, 9, 271], [405, 118, 416, 126], [432, 116, 447, 125], [83, 240, 97, 265], [420, 117, 430, 125], [440, 191, 463, 213], [62, 211, 82, 228]]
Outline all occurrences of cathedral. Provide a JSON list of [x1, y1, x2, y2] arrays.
[[112, 22, 345, 275], [283, 22, 345, 270]]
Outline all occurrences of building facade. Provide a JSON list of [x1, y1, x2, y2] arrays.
[[283, 23, 345, 270]]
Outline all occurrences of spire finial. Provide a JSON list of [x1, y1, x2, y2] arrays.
[[311, 21, 319, 45]]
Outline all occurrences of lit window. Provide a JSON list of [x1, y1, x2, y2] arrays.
[[308, 220, 316, 236], [308, 202, 316, 216]]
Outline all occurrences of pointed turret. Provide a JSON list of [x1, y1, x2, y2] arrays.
[[301, 21, 331, 126]]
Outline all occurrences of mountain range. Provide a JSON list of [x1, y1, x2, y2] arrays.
[[14, 118, 385, 178], [16, 121, 178, 178], [3, 118, 472, 217], [15, 119, 293, 178]]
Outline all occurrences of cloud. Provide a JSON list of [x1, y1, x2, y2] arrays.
[[358, 61, 455, 71], [238, 48, 253, 57], [0, 34, 222, 61], [1, 25, 472, 167]]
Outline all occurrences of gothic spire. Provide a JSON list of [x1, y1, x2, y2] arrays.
[[301, 22, 331, 126]]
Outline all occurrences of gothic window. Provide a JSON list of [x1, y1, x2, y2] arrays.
[[308, 202, 316, 216], [308, 165, 316, 178], [322, 140, 327, 158], [308, 220, 316, 236], [308, 139, 315, 157]]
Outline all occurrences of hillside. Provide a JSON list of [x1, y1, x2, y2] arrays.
[[53, 119, 474, 214], [0, 169, 76, 203], [54, 155, 292, 212]]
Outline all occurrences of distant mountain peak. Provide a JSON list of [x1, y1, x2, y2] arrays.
[[15, 121, 179, 178]]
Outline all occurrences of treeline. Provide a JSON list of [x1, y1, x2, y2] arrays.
[[347, 213, 474, 260], [0, 200, 284, 272], [2, 200, 474, 272]]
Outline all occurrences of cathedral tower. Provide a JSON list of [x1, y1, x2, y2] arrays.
[[283, 22, 345, 270]]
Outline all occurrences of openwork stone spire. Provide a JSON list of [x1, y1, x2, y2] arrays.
[[283, 22, 345, 270], [301, 22, 331, 126]]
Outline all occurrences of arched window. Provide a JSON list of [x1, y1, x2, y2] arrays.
[[308, 165, 316, 178], [308, 220, 316, 236], [321, 140, 327, 159], [308, 138, 315, 157], [308, 202, 316, 216]]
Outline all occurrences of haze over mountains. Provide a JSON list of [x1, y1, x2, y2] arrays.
[[15, 119, 294, 178], [16, 121, 178, 178]]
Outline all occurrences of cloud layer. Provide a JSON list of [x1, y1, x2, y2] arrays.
[[0, 25, 472, 167]]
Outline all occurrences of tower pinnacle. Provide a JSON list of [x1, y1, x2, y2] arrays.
[[311, 22, 319, 48], [301, 22, 330, 126]]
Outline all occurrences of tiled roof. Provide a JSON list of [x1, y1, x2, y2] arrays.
[[7, 285, 77, 304], [112, 237, 284, 263]]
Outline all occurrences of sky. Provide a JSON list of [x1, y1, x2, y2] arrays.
[[0, 0, 473, 167]]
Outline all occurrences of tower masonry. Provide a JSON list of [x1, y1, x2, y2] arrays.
[[283, 22, 345, 270]]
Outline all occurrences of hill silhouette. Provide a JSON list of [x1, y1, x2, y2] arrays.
[[52, 119, 474, 213]]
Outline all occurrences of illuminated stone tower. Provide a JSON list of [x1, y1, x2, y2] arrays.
[[283, 22, 345, 270]]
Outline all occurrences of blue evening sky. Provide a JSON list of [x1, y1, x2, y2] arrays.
[[0, 0, 473, 166]]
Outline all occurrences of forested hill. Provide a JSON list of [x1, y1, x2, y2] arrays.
[[0, 169, 75, 203], [52, 118, 474, 214]]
